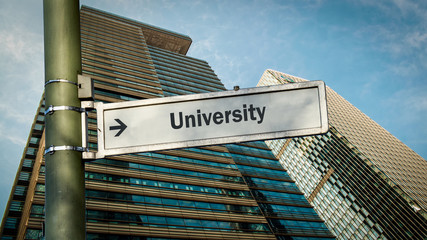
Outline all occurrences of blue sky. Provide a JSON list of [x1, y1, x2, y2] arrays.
[[0, 0, 426, 216]]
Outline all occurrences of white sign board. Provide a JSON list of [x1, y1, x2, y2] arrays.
[[95, 81, 328, 158]]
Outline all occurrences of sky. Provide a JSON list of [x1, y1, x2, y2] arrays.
[[0, 0, 426, 217]]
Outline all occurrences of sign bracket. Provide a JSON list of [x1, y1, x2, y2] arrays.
[[80, 100, 98, 160]]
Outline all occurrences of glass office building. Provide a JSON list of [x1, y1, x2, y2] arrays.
[[0, 7, 334, 240], [258, 69, 427, 239]]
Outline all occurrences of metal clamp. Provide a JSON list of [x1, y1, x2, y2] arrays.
[[44, 105, 86, 115], [44, 145, 88, 155], [45, 79, 78, 87]]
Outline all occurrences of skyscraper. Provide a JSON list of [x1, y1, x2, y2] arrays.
[[0, 6, 334, 240], [258, 69, 427, 239]]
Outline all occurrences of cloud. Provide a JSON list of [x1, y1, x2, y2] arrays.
[[0, 33, 26, 62], [378, 85, 427, 157], [0, 123, 27, 146], [392, 0, 427, 20], [381, 86, 427, 123], [396, 88, 427, 112], [0, 16, 43, 64], [191, 37, 245, 88], [0, 21, 44, 109], [405, 31, 427, 49], [356, 0, 427, 20], [0, 102, 34, 124], [351, 0, 427, 52]]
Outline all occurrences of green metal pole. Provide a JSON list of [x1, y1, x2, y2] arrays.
[[43, 0, 85, 239]]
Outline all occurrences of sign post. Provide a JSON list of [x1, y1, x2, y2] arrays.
[[43, 0, 85, 239], [91, 80, 328, 159]]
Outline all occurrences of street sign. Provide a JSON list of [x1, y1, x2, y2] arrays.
[[94, 80, 328, 158]]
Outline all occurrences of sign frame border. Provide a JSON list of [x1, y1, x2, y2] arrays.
[[95, 80, 328, 158]]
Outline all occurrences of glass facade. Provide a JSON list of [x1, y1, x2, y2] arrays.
[[258, 69, 427, 239], [1, 7, 334, 240], [0, 97, 45, 239]]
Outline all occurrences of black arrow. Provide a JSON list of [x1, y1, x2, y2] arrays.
[[109, 118, 127, 137]]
